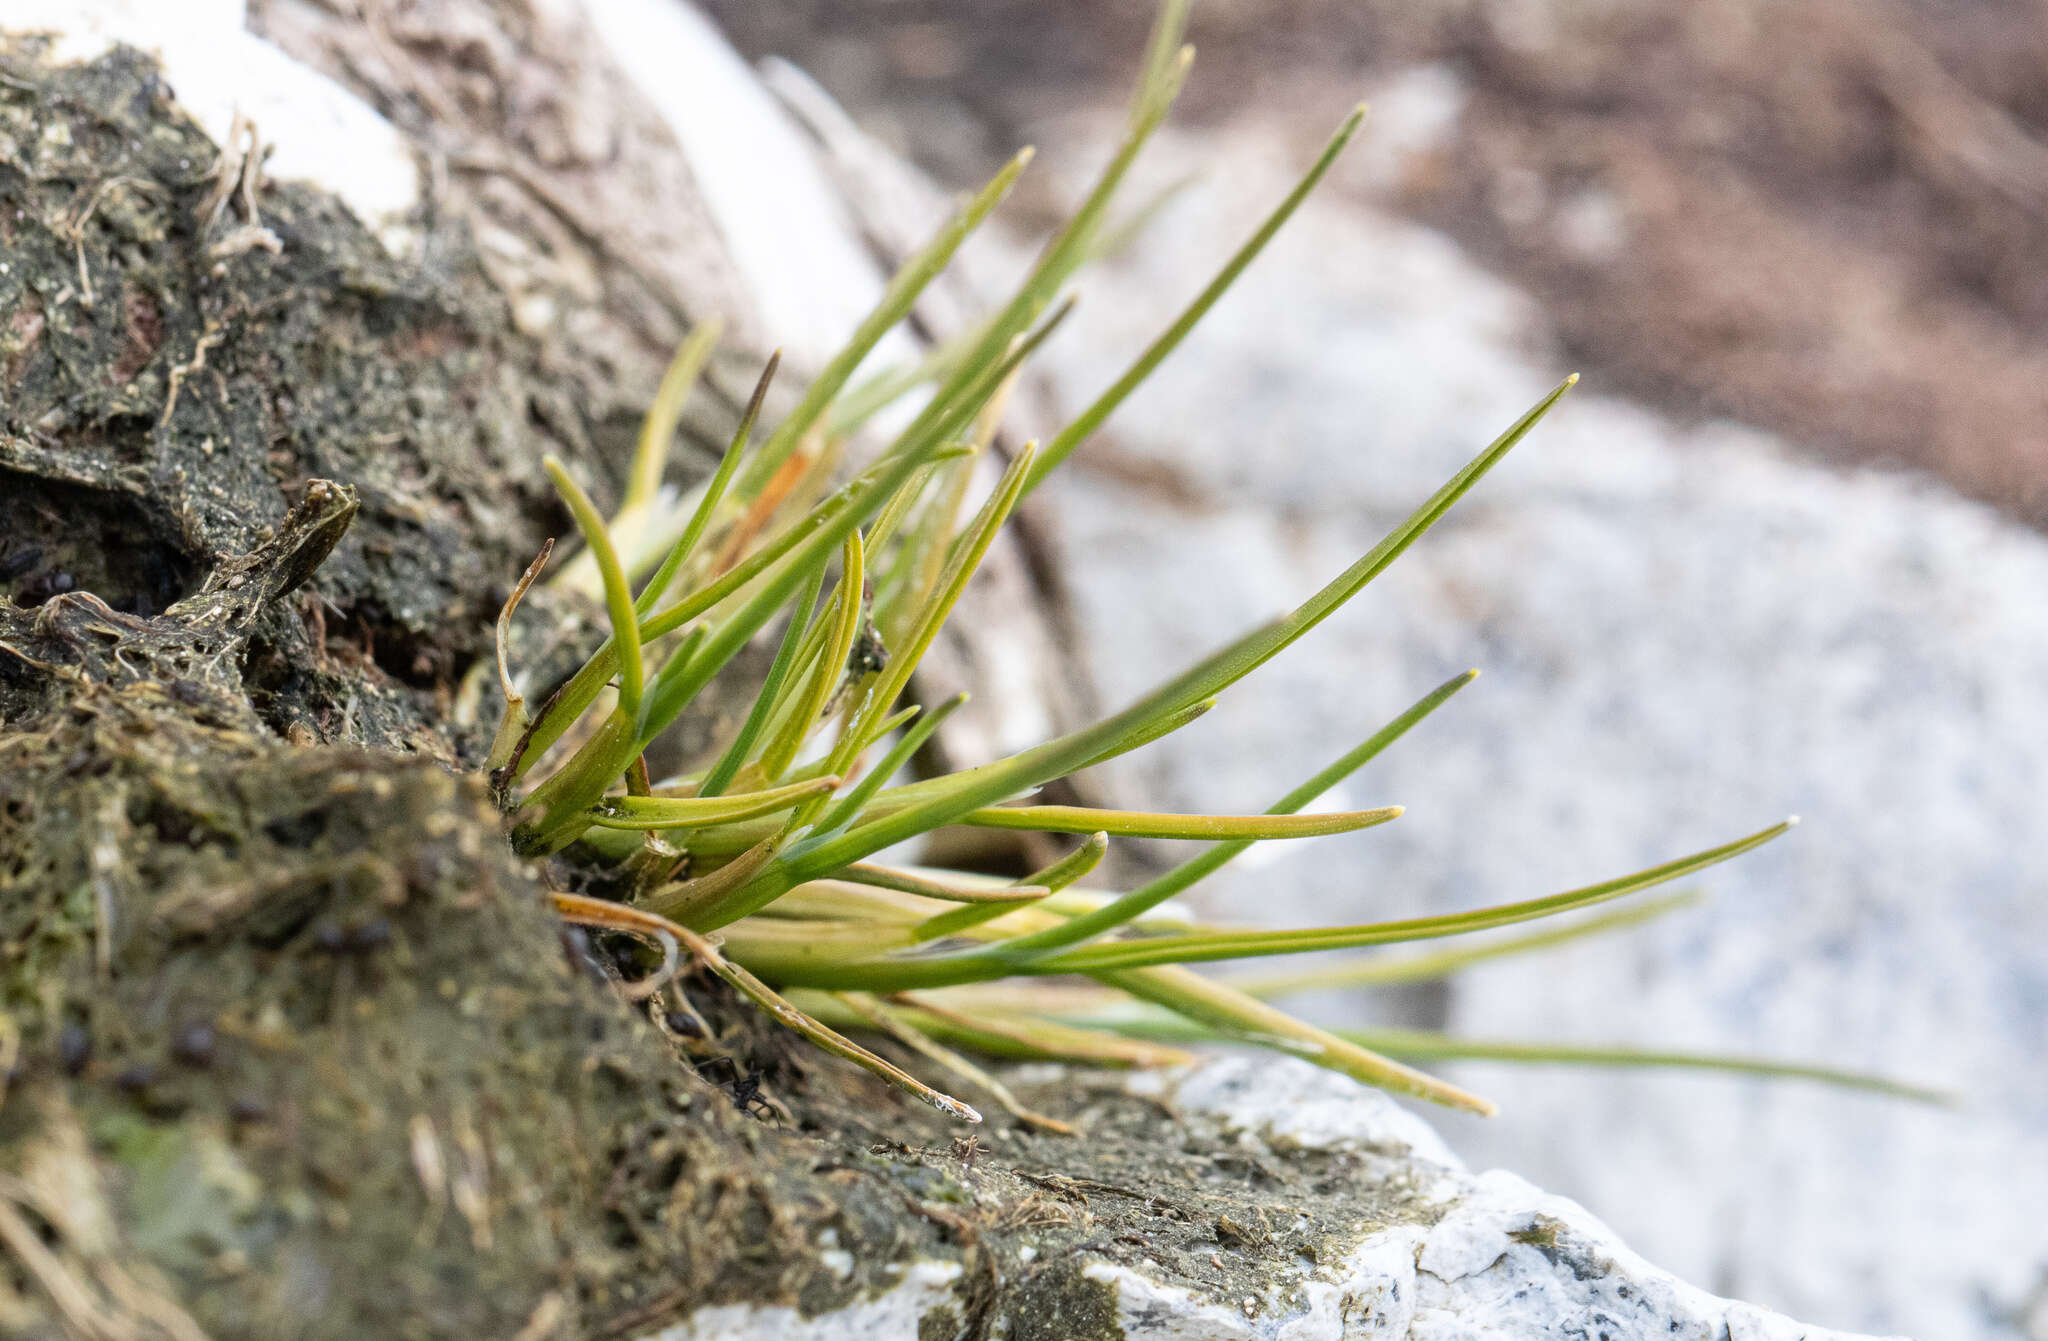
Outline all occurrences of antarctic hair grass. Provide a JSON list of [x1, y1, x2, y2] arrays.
[[483, 0, 1945, 1122]]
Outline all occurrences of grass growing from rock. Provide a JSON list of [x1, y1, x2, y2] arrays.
[[491, 1, 1941, 1122]]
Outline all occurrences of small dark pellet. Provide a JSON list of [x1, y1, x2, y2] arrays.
[[57, 1023, 92, 1074]]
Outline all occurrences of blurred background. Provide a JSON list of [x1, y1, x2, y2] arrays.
[[692, 4, 2048, 1339]]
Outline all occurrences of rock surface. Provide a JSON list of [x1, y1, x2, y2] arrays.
[[632, 1056, 1895, 1341]]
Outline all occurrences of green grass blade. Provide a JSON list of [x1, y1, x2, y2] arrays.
[[544, 457, 644, 722], [757, 533, 867, 781], [828, 342, 963, 440], [1228, 892, 1703, 996], [587, 776, 843, 830], [861, 460, 940, 566], [534, 285, 1059, 797], [507, 471, 868, 782], [879, 455, 973, 636], [955, 802, 1402, 841], [532, 477, 915, 848], [1336, 1028, 1955, 1105], [836, 864, 1052, 904], [637, 468, 863, 646], [698, 564, 825, 799], [642, 620, 709, 702], [774, 662, 1461, 919], [902, 48, 1186, 439], [1076, 697, 1215, 772], [1036, 820, 1797, 972], [911, 896, 1045, 946], [558, 141, 1560, 871], [858, 695, 1202, 811], [1066, 375, 1571, 725], [832, 443, 1038, 769], [749, 881, 979, 923], [1129, 0, 1192, 128], [788, 990, 1199, 1069], [635, 350, 780, 617], [819, 6, 1187, 448], [611, 290, 1075, 803], [739, 147, 1035, 495], [985, 669, 1479, 963], [723, 671, 1474, 981], [815, 693, 967, 834], [1023, 832, 1109, 895], [641, 836, 780, 924], [1085, 170, 1200, 267], [840, 377, 1573, 835], [1023, 105, 1367, 495], [742, 598, 846, 778], [1104, 964, 1496, 1114], [908, 834, 1108, 944], [625, 318, 723, 510]]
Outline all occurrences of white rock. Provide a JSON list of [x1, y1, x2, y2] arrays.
[[634, 1260, 962, 1341], [1075, 1063, 1893, 1341], [578, 0, 919, 378], [1163, 1055, 1464, 1170]]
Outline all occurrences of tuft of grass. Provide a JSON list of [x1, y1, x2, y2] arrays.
[[509, 2, 1945, 1122]]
